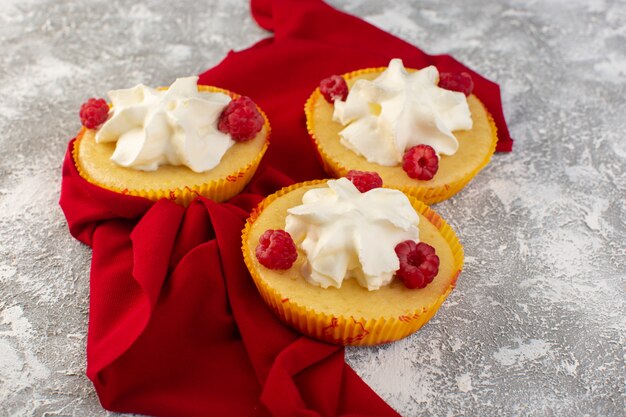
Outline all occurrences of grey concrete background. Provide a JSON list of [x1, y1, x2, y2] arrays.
[[0, 0, 624, 416]]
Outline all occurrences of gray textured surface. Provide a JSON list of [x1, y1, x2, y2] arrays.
[[1, 0, 624, 416]]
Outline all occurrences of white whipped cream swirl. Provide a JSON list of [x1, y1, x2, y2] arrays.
[[95, 76, 233, 172], [285, 178, 419, 291], [333, 58, 473, 166]]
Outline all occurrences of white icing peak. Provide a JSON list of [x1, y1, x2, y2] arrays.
[[95, 76, 233, 173], [333, 59, 473, 166], [284, 178, 419, 291]]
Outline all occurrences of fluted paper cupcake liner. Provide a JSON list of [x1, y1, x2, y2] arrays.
[[304, 67, 499, 205], [242, 180, 464, 346], [73, 85, 270, 207]]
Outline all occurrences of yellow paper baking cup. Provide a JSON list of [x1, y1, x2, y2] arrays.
[[242, 180, 464, 346], [73, 85, 270, 207], [304, 67, 498, 205]]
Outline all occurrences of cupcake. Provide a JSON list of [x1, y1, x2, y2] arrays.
[[305, 58, 498, 204], [73, 76, 270, 206], [242, 172, 464, 345]]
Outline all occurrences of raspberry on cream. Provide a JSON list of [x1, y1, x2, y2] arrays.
[[333, 58, 473, 166], [403, 144, 439, 180], [439, 72, 474, 96], [395, 241, 440, 289], [256, 229, 298, 270], [284, 178, 419, 291], [79, 98, 109, 129], [218, 96, 265, 141], [95, 76, 235, 173], [320, 75, 349, 103], [345, 170, 383, 193]]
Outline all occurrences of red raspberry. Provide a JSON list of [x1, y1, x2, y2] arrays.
[[79, 98, 109, 129], [319, 75, 348, 103], [402, 144, 439, 180], [218, 96, 264, 142], [255, 229, 298, 270], [438, 72, 474, 96], [345, 170, 383, 193], [394, 241, 440, 289]]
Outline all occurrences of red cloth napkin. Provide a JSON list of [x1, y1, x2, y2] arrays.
[[60, 1, 512, 416], [61, 145, 398, 417]]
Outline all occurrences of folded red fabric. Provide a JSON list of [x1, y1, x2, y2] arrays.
[[61, 141, 399, 416], [60, 1, 512, 416]]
